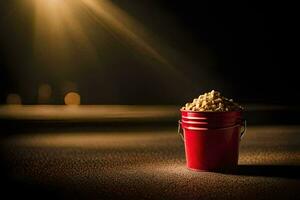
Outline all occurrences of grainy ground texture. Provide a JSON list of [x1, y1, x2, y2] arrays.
[[1, 126, 300, 200]]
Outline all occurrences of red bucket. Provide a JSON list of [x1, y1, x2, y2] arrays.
[[178, 110, 246, 171]]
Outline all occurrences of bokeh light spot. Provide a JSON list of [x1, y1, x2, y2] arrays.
[[64, 92, 81, 105]]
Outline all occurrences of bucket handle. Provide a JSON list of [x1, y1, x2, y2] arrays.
[[240, 119, 246, 138], [178, 120, 185, 141], [178, 119, 247, 141]]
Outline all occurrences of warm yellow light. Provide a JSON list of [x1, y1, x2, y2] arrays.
[[80, 0, 170, 67], [31, 0, 173, 69], [32, 0, 97, 70], [64, 92, 81, 105], [25, 0, 188, 89]]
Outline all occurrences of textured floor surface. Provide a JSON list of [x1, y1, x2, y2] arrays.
[[1, 126, 300, 199]]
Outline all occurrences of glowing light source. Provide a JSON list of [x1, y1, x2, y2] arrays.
[[26, 0, 189, 96], [6, 93, 22, 105], [31, 0, 174, 69], [32, 0, 97, 69], [64, 92, 81, 105]]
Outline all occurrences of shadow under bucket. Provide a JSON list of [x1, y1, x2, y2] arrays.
[[179, 110, 246, 171]]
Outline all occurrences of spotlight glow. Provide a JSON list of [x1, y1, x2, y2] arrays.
[[31, 0, 174, 69], [79, 0, 171, 66]]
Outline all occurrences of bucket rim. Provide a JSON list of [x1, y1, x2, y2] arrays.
[[180, 109, 243, 113]]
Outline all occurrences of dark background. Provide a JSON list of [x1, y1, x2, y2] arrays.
[[1, 2, 300, 199], [0, 0, 298, 105]]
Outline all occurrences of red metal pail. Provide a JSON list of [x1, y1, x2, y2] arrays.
[[178, 110, 246, 171]]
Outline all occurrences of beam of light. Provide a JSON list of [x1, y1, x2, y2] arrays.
[[78, 0, 172, 67], [31, 0, 180, 72], [24, 0, 197, 100], [32, 0, 98, 69]]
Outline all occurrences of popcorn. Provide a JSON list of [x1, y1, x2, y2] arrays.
[[181, 90, 243, 112]]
